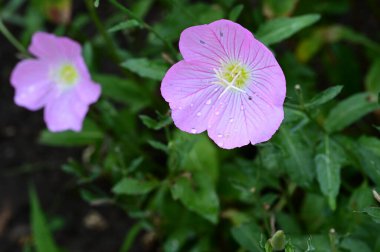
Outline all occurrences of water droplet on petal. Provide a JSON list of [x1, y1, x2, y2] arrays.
[[190, 103, 194, 107], [219, 142, 224, 147], [196, 112, 202, 117], [191, 128, 197, 133], [215, 111, 220, 115], [214, 88, 219, 92], [229, 118, 234, 123], [179, 106, 183, 110], [206, 99, 212, 105], [217, 133, 223, 138], [240, 105, 245, 110]]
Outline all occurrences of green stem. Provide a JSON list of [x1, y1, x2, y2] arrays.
[[108, 0, 178, 57], [85, 0, 121, 63], [0, 19, 28, 55]]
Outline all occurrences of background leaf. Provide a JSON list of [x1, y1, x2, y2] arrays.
[[324, 93, 380, 133], [30, 188, 60, 252], [256, 14, 320, 45]]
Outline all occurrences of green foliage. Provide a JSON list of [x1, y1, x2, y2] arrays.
[[256, 14, 320, 45], [324, 93, 380, 133], [39, 119, 103, 147], [5, 0, 380, 251], [30, 188, 60, 252]]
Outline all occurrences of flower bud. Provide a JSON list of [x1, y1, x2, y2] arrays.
[[269, 230, 286, 251]]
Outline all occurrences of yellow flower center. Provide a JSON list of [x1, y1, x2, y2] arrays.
[[220, 62, 249, 89], [58, 64, 78, 86]]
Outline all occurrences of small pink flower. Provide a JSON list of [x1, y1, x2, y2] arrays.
[[161, 19, 286, 149], [10, 32, 101, 132]]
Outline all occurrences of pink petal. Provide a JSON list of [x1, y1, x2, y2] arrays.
[[29, 32, 81, 61], [208, 92, 284, 149], [179, 19, 253, 66], [242, 39, 286, 106], [10, 59, 54, 110], [75, 79, 101, 104], [161, 60, 222, 133], [44, 92, 89, 132]]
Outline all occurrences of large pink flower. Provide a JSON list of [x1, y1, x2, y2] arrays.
[[161, 19, 286, 149], [10, 32, 101, 132]]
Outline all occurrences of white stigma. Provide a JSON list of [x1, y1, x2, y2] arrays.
[[212, 63, 247, 99]]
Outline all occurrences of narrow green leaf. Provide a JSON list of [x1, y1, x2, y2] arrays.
[[365, 59, 380, 95], [39, 119, 103, 147], [325, 93, 380, 133], [229, 4, 244, 21], [305, 85, 343, 109], [148, 140, 168, 153], [231, 222, 264, 252], [256, 14, 320, 45], [30, 189, 60, 252], [171, 171, 219, 223], [113, 178, 159, 195], [361, 207, 380, 224], [108, 19, 140, 33], [315, 135, 342, 210], [139, 114, 172, 130], [121, 58, 167, 80]]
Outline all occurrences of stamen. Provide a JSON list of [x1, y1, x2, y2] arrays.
[[213, 63, 248, 99]]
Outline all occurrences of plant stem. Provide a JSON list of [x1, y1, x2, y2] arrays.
[[107, 0, 178, 57], [85, 0, 121, 63], [0, 19, 28, 55]]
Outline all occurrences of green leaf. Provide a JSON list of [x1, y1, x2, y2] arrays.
[[231, 222, 264, 252], [305, 85, 343, 109], [94, 74, 149, 111], [229, 4, 244, 21], [325, 93, 380, 133], [315, 135, 342, 210], [340, 238, 371, 252], [275, 127, 314, 187], [361, 207, 380, 224], [171, 171, 219, 223], [256, 14, 320, 45], [139, 114, 172, 130], [356, 137, 380, 186], [113, 178, 159, 195], [121, 58, 167, 80], [108, 19, 140, 33], [30, 188, 60, 252], [263, 0, 298, 18], [39, 119, 103, 147], [148, 140, 168, 153], [365, 59, 380, 95]]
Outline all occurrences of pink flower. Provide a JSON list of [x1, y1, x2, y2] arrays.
[[161, 20, 286, 149], [10, 32, 101, 132]]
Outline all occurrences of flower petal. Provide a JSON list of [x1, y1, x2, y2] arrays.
[[44, 92, 89, 132], [207, 92, 284, 149], [29, 32, 81, 60], [10, 59, 54, 110], [242, 39, 286, 106], [179, 19, 253, 66], [161, 60, 222, 133], [75, 79, 101, 104]]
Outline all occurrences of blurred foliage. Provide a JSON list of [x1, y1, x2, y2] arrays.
[[1, 0, 380, 251]]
